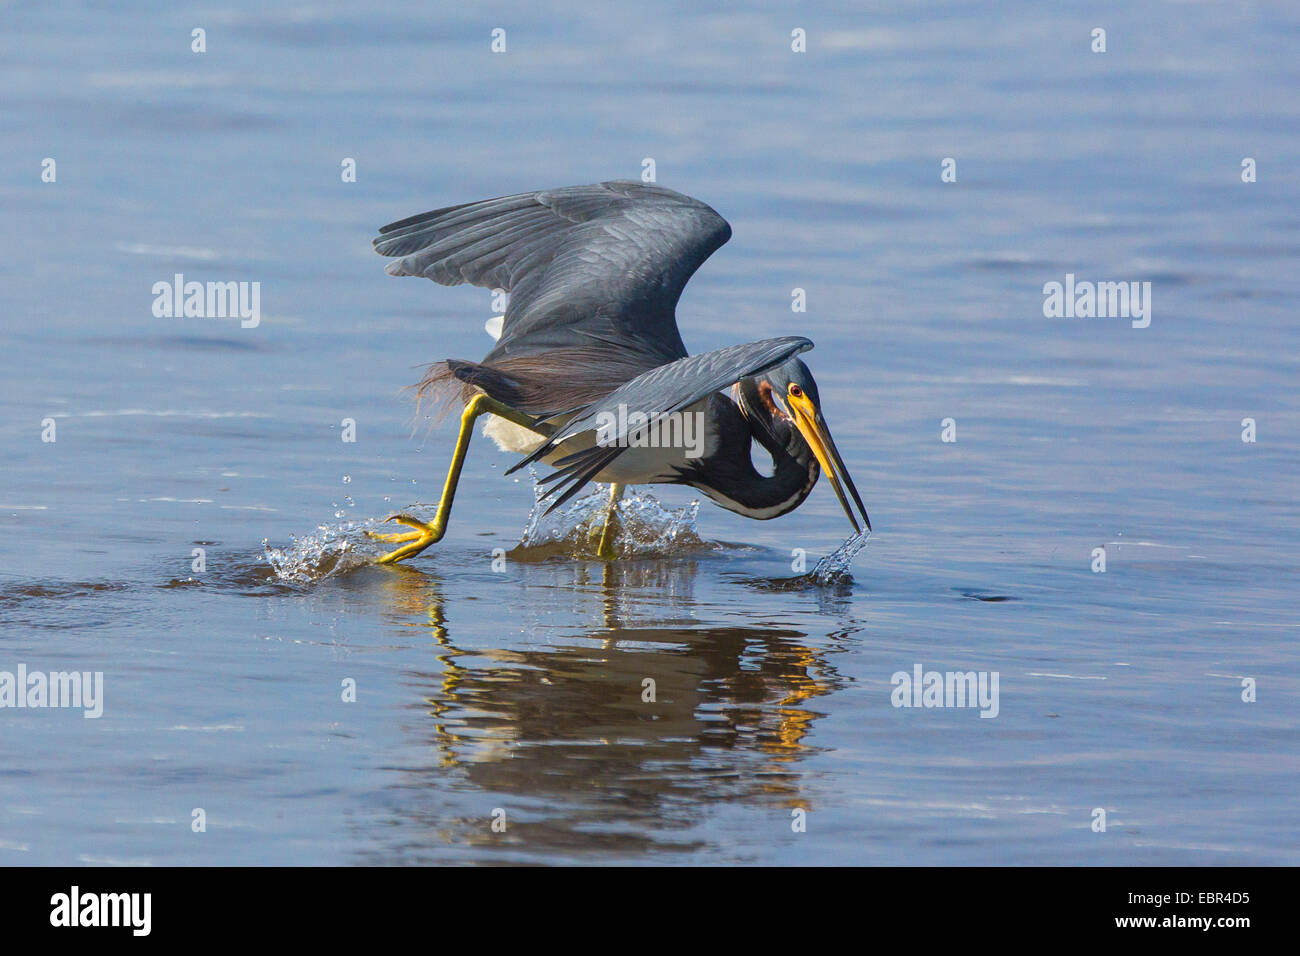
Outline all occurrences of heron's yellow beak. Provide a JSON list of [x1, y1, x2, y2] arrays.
[[786, 387, 871, 533]]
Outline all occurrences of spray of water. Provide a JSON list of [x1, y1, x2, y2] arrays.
[[263, 515, 418, 585], [809, 529, 872, 585], [517, 473, 706, 558], [264, 477, 707, 583]]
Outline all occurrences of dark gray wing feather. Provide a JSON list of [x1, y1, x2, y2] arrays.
[[374, 181, 732, 367], [508, 336, 813, 511]]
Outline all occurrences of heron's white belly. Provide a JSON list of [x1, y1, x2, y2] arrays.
[[590, 443, 692, 484], [488, 430, 687, 485], [484, 395, 710, 486], [482, 414, 547, 455]]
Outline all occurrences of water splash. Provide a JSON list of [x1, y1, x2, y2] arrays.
[[516, 476, 706, 559], [809, 529, 872, 585], [262, 515, 411, 585], [744, 528, 872, 592], [263, 479, 705, 582]]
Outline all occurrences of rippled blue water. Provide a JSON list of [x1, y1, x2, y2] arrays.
[[1, 1, 1297, 865]]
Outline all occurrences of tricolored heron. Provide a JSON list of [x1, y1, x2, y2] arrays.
[[367, 180, 870, 563]]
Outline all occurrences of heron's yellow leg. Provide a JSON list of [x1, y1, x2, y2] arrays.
[[593, 483, 624, 559], [367, 393, 543, 564]]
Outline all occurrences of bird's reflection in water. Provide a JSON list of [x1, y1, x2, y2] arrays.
[[363, 559, 853, 861]]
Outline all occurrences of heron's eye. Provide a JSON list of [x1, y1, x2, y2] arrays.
[[789, 384, 803, 399]]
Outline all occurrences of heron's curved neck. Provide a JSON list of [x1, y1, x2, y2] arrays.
[[692, 397, 817, 519]]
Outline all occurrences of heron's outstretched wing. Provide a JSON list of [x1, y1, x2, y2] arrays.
[[505, 336, 813, 513], [373, 181, 732, 367]]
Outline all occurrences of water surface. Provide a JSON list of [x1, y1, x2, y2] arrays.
[[1, 1, 1297, 865]]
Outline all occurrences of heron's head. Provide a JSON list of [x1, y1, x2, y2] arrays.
[[736, 358, 871, 533]]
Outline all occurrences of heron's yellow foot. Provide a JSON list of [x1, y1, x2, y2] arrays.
[[366, 527, 421, 544], [365, 514, 444, 564]]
